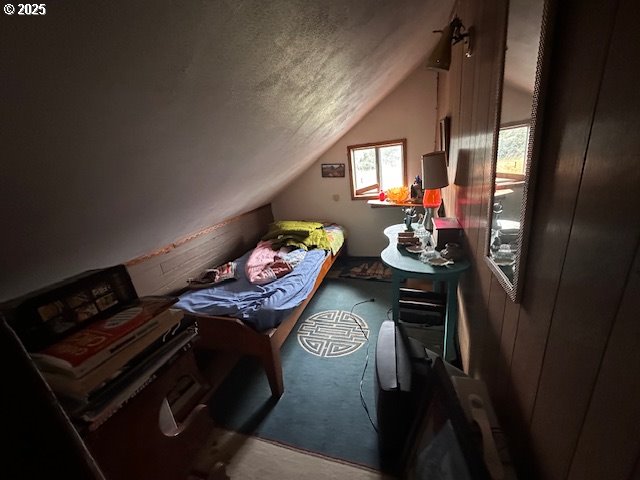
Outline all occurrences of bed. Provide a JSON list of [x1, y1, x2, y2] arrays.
[[175, 221, 345, 398]]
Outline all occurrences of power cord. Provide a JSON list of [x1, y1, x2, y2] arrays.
[[348, 298, 378, 433]]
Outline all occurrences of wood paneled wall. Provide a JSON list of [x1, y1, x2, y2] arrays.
[[443, 0, 640, 478], [126, 205, 273, 296]]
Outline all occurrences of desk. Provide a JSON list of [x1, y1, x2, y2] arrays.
[[380, 224, 470, 363]]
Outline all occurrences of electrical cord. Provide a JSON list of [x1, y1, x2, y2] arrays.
[[348, 298, 379, 433]]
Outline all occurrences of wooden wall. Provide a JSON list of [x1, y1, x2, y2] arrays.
[[126, 205, 273, 296], [443, 0, 640, 478]]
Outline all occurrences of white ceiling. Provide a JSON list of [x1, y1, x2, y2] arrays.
[[504, 0, 545, 93], [0, 0, 454, 299]]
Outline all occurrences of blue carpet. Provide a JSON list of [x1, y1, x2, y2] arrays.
[[209, 278, 394, 472]]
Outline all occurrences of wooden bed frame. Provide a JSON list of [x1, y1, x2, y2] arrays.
[[183, 246, 342, 398], [125, 205, 344, 398]]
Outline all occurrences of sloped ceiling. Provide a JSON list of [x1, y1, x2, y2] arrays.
[[0, 0, 453, 300]]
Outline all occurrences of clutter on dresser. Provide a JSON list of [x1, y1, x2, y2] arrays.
[[0, 265, 205, 432], [0, 264, 212, 479], [432, 217, 463, 250], [440, 242, 465, 262]]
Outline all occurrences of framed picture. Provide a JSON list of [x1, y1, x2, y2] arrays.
[[439, 117, 451, 165], [321, 163, 345, 178], [403, 358, 491, 480]]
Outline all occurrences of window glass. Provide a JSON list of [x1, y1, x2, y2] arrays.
[[496, 124, 529, 176], [379, 145, 403, 190], [348, 139, 406, 199], [352, 148, 377, 191]]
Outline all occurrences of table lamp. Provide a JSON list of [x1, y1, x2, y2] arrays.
[[422, 151, 449, 231]]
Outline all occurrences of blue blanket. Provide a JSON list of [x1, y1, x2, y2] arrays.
[[176, 248, 327, 331]]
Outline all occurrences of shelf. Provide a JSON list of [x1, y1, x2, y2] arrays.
[[367, 199, 424, 208]]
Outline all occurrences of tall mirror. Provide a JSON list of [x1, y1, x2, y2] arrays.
[[485, 0, 554, 302]]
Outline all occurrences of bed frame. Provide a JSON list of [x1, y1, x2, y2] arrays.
[[125, 205, 343, 398], [183, 246, 341, 397]]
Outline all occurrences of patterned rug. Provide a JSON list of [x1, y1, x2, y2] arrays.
[[208, 279, 394, 472]]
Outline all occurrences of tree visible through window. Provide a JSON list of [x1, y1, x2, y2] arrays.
[[496, 123, 529, 177], [348, 139, 407, 199]]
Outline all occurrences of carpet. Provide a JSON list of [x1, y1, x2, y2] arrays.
[[190, 427, 396, 480], [331, 256, 393, 282], [208, 278, 395, 473]]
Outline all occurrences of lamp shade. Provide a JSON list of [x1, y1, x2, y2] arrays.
[[426, 23, 454, 71], [421, 151, 449, 189]]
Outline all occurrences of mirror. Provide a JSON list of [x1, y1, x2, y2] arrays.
[[485, 0, 554, 302]]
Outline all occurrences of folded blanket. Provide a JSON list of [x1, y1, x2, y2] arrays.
[[262, 220, 331, 251]]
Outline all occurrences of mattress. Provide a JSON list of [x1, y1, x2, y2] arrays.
[[175, 246, 327, 332]]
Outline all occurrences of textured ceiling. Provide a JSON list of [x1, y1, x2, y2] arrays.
[[1, 0, 453, 299]]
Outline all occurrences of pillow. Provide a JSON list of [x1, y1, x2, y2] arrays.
[[186, 262, 238, 289]]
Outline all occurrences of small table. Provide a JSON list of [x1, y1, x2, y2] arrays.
[[380, 224, 470, 363]]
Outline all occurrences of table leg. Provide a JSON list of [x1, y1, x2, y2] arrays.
[[391, 272, 401, 323], [443, 279, 460, 363]]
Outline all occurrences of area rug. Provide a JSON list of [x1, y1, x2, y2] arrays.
[[208, 278, 395, 473], [190, 427, 396, 480], [332, 256, 393, 282]]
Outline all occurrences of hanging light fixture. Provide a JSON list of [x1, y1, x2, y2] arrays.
[[426, 16, 473, 71]]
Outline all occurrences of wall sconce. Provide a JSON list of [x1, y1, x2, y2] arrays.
[[426, 17, 474, 71], [422, 151, 449, 230]]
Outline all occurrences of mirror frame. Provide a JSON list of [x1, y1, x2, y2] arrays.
[[484, 0, 556, 302]]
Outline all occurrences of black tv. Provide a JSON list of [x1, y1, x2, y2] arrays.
[[403, 357, 492, 480]]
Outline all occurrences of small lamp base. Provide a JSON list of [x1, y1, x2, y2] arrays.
[[422, 189, 442, 232], [423, 208, 436, 232]]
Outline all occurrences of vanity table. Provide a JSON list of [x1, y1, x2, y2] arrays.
[[380, 224, 470, 362]]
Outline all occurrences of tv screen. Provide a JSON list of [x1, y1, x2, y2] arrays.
[[404, 358, 491, 480]]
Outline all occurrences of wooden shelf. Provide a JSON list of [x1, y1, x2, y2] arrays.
[[367, 199, 424, 208]]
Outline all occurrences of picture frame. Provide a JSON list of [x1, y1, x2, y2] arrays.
[[439, 117, 451, 165], [321, 163, 345, 178]]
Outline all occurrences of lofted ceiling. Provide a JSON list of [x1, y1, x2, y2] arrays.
[[0, 0, 453, 299]]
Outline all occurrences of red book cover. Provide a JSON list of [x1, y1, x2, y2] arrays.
[[31, 296, 177, 378]]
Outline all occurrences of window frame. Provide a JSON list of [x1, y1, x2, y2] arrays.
[[347, 138, 407, 200]]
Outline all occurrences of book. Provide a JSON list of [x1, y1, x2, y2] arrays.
[[1, 265, 139, 353], [42, 308, 185, 400], [31, 296, 178, 379], [79, 327, 198, 431]]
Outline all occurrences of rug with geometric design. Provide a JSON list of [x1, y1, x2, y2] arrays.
[[297, 310, 369, 358], [208, 278, 394, 473]]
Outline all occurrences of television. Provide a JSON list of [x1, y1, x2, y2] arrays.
[[403, 357, 492, 480]]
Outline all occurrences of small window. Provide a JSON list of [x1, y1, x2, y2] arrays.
[[496, 123, 529, 179], [348, 139, 407, 199]]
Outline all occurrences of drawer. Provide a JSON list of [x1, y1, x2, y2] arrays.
[[85, 349, 212, 480]]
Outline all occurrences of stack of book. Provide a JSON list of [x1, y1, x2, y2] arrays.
[[398, 287, 446, 356], [397, 287, 446, 326], [30, 296, 197, 430]]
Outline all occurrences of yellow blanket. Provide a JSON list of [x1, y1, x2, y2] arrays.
[[262, 221, 332, 251]]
